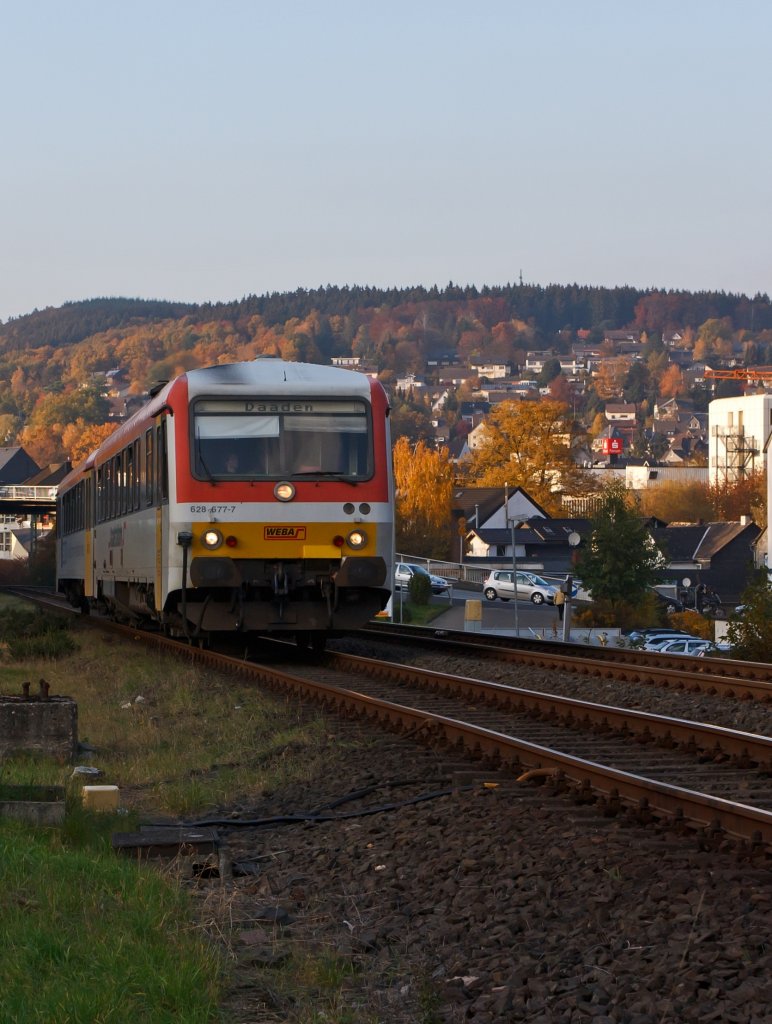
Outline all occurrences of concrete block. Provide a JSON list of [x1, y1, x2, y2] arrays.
[[82, 785, 119, 812], [0, 693, 78, 763]]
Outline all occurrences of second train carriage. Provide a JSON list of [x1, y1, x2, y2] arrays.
[[57, 358, 394, 645]]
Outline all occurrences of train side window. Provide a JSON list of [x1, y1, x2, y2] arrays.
[[125, 445, 134, 513], [104, 461, 113, 520], [145, 429, 154, 506], [86, 474, 94, 530], [116, 453, 125, 517], [97, 466, 105, 522]]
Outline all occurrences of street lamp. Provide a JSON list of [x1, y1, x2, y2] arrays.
[[562, 531, 581, 642], [507, 513, 533, 635], [510, 513, 520, 636]]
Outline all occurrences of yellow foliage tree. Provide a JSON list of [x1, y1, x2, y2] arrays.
[[61, 420, 121, 465], [462, 400, 590, 513], [393, 437, 455, 558]]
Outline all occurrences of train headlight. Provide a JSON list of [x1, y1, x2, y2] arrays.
[[274, 481, 296, 502], [347, 530, 368, 549], [202, 528, 223, 550]]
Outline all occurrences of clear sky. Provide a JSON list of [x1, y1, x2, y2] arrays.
[[2, 0, 771, 323]]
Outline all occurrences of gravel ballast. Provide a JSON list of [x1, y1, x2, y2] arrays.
[[199, 708, 771, 1024]]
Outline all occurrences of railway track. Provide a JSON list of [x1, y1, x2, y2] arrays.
[[86, 617, 772, 850], [7, 591, 771, 850], [357, 621, 772, 699]]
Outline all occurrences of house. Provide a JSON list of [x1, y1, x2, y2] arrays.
[[603, 329, 640, 345], [472, 361, 511, 380], [649, 519, 762, 604], [394, 373, 427, 395], [0, 447, 40, 484], [604, 402, 637, 425], [524, 350, 555, 375], [438, 366, 478, 386], [458, 400, 490, 425], [331, 356, 361, 368]]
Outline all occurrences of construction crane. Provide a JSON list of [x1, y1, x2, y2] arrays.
[[704, 367, 772, 382]]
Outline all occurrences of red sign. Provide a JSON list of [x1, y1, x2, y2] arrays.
[[602, 437, 624, 454]]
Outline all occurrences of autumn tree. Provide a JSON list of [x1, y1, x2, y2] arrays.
[[61, 419, 120, 465], [658, 363, 685, 399], [592, 358, 630, 400], [709, 471, 767, 524], [461, 400, 590, 513], [637, 481, 714, 524], [393, 437, 455, 559]]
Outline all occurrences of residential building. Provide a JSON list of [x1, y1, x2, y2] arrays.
[[0, 447, 40, 484], [708, 393, 772, 486], [650, 519, 761, 604]]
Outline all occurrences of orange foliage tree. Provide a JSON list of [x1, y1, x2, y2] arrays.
[[393, 437, 455, 559], [61, 420, 120, 465]]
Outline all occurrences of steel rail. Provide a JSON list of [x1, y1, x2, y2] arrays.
[[359, 622, 772, 698]]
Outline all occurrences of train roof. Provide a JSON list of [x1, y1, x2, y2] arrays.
[[184, 358, 375, 398]]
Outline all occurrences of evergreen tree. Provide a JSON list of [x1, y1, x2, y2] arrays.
[[574, 479, 663, 607], [725, 572, 772, 662]]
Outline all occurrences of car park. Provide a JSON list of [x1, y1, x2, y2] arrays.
[[483, 570, 557, 605], [393, 562, 450, 595]]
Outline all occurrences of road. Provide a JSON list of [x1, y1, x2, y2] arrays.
[[390, 585, 568, 638]]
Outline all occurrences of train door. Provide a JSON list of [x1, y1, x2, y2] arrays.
[[84, 472, 96, 598], [154, 418, 169, 612]]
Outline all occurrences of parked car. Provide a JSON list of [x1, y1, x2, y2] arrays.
[[483, 570, 557, 605], [393, 562, 450, 595], [624, 628, 696, 646], [643, 636, 719, 656], [649, 588, 684, 614]]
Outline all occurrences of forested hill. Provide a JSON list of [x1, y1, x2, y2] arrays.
[[2, 282, 770, 354], [0, 297, 199, 352], [3, 280, 772, 467]]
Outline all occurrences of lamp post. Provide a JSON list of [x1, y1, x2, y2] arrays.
[[562, 531, 581, 642], [510, 514, 519, 636]]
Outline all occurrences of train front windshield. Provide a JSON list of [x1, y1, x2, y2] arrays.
[[192, 398, 373, 480]]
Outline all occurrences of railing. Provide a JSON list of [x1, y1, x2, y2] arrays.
[[0, 486, 57, 502], [396, 554, 580, 593]]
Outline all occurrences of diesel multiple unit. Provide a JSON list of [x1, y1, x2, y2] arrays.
[[57, 358, 394, 649]]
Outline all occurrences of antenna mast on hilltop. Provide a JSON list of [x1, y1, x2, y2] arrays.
[[519, 269, 523, 286]]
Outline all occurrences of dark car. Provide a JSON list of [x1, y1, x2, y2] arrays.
[[649, 588, 684, 614]]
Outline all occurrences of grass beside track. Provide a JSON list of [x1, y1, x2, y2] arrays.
[[0, 814, 223, 1024], [0, 608, 359, 1022]]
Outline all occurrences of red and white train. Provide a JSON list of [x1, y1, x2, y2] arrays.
[[57, 358, 394, 648]]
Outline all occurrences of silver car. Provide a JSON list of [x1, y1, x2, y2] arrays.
[[483, 570, 557, 605]]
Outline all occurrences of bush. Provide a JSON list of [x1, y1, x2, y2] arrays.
[[408, 573, 432, 606], [573, 594, 661, 631], [668, 610, 712, 639]]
